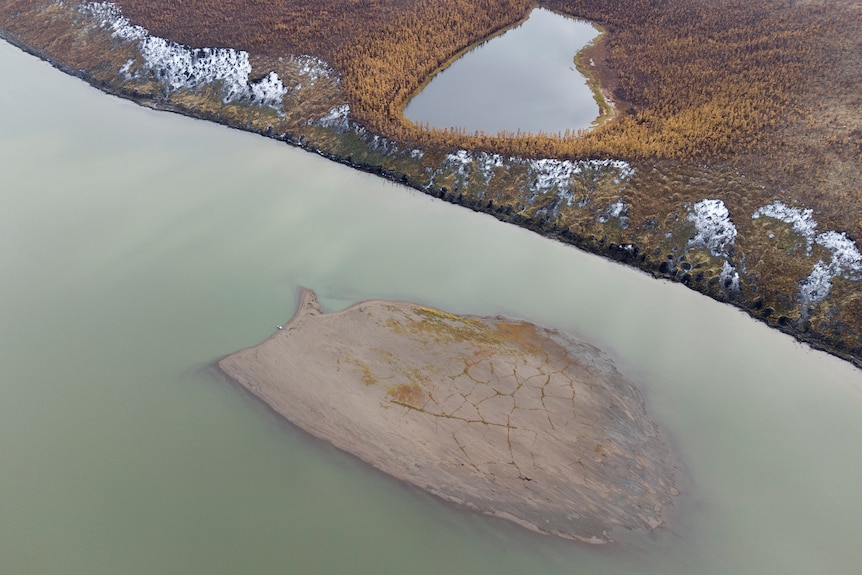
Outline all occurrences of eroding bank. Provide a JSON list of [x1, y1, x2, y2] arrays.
[[2, 0, 860, 365]]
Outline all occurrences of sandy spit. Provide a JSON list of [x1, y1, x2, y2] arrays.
[[219, 289, 680, 543]]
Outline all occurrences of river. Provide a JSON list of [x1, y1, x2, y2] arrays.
[[403, 8, 602, 136], [3, 40, 862, 574]]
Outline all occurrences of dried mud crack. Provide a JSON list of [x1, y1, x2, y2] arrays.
[[219, 289, 680, 543]]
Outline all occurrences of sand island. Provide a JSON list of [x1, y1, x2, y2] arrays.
[[219, 290, 679, 543]]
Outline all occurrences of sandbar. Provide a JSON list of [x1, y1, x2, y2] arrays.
[[219, 289, 679, 543]]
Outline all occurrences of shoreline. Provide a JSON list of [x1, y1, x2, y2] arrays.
[[1, 5, 860, 369], [398, 7, 616, 136], [395, 9, 535, 125], [573, 23, 617, 128]]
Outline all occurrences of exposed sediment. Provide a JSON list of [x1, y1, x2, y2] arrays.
[[219, 289, 679, 543]]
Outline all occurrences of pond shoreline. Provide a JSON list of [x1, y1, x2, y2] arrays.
[[572, 23, 617, 128], [402, 7, 611, 136]]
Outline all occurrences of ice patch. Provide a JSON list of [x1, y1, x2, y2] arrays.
[[79, 2, 287, 110], [687, 199, 737, 257]]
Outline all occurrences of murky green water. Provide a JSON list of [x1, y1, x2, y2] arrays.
[[3, 40, 862, 574], [403, 8, 601, 136]]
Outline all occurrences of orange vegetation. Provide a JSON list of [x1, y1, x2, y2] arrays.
[[111, 0, 850, 163]]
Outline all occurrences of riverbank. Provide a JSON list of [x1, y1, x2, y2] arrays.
[[573, 23, 617, 128], [2, 0, 860, 368], [218, 289, 679, 543]]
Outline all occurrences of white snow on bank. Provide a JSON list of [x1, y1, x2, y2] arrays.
[[78, 2, 287, 110], [606, 199, 627, 219], [528, 158, 578, 197], [527, 158, 634, 203], [445, 150, 474, 177], [442, 150, 504, 188], [593, 158, 635, 183], [720, 260, 741, 291], [79, 1, 146, 41], [752, 201, 818, 252], [598, 198, 630, 229], [294, 55, 337, 84], [752, 200, 862, 305], [816, 231, 862, 280], [687, 199, 737, 257], [441, 153, 635, 218], [313, 104, 350, 129], [800, 261, 833, 306], [687, 199, 740, 289], [799, 227, 861, 306]]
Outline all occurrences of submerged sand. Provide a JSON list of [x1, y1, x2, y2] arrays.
[[219, 289, 679, 543]]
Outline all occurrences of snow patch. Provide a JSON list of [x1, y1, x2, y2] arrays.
[[248, 72, 289, 107], [753, 201, 861, 305], [478, 152, 504, 173], [752, 201, 817, 252], [441, 150, 504, 188], [598, 199, 630, 229], [445, 150, 474, 177], [294, 55, 337, 84], [799, 261, 833, 305], [528, 158, 579, 198], [525, 158, 633, 204], [593, 158, 635, 183], [79, 2, 287, 110], [687, 199, 737, 257], [720, 260, 741, 291], [118, 58, 134, 80], [313, 104, 350, 130], [80, 2, 146, 41], [815, 231, 862, 280]]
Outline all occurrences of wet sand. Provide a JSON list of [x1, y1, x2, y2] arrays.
[[219, 289, 679, 543]]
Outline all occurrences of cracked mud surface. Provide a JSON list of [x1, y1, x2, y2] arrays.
[[219, 289, 679, 543]]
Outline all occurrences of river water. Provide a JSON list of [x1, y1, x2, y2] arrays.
[[3, 40, 862, 574], [403, 8, 601, 136]]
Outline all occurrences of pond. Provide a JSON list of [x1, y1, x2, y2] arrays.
[[3, 40, 862, 575], [402, 8, 603, 136]]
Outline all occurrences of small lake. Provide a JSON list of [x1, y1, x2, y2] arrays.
[[3, 39, 862, 575], [403, 8, 602, 136]]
